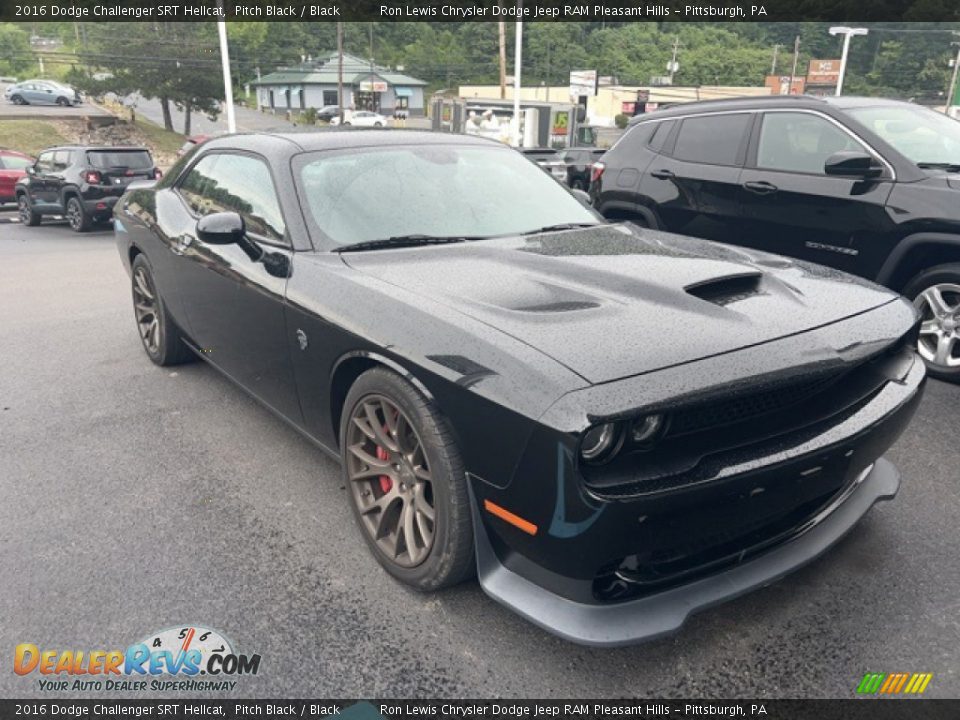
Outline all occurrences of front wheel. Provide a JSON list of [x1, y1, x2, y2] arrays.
[[17, 194, 41, 226], [374, 122, 383, 127], [340, 368, 474, 591], [65, 196, 92, 232], [56, 97, 70, 107], [904, 263, 960, 382], [11, 94, 25, 105], [130, 254, 195, 366]]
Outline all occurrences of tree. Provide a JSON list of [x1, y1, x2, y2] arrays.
[[0, 23, 32, 78]]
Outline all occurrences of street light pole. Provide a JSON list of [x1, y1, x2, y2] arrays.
[[829, 26, 868, 97], [946, 41, 960, 113], [513, 19, 523, 147], [216, 1, 236, 134]]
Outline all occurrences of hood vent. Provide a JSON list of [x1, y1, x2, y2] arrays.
[[685, 273, 763, 307]]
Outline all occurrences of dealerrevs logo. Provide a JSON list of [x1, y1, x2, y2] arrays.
[[14, 625, 261, 692]]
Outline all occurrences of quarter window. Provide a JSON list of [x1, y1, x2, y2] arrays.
[[53, 150, 71, 170], [672, 114, 750, 166], [757, 112, 868, 174]]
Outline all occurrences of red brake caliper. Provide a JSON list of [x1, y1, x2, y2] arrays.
[[376, 428, 392, 494]]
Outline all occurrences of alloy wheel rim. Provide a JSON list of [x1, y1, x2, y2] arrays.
[[133, 267, 160, 354], [914, 282, 960, 369], [67, 200, 82, 231], [18, 197, 31, 223], [345, 394, 436, 568]]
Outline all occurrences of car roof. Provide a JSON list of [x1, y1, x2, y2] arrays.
[[628, 94, 919, 124], [37, 145, 151, 152], [0, 149, 33, 158], [202, 129, 502, 154]]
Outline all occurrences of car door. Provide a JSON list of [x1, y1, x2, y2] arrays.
[[169, 150, 302, 421], [33, 82, 57, 105], [736, 110, 896, 275], [636, 112, 752, 242], [30, 151, 59, 209]]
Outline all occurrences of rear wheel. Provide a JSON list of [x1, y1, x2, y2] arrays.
[[130, 254, 195, 366], [56, 97, 70, 107], [65, 196, 92, 233], [17, 194, 41, 226], [341, 368, 474, 591], [904, 263, 960, 382]]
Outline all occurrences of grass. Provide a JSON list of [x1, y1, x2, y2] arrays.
[[0, 120, 69, 156], [129, 113, 186, 155]]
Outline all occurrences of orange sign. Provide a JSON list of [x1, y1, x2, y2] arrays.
[[807, 59, 841, 86]]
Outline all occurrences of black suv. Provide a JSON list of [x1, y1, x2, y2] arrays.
[[591, 96, 960, 381], [16, 145, 160, 232]]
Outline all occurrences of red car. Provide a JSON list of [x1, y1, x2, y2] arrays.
[[0, 149, 34, 205], [176, 134, 211, 158]]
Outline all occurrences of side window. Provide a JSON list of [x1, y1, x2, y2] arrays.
[[36, 152, 55, 173], [198, 153, 286, 243], [672, 114, 751, 166], [756, 112, 868, 174], [178, 154, 219, 215], [609, 121, 658, 161], [649, 120, 676, 152], [53, 150, 71, 171]]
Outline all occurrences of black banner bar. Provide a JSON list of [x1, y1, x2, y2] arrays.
[[1, 700, 959, 720], [3, 0, 960, 22]]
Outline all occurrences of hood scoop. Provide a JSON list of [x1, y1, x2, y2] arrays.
[[685, 272, 763, 307]]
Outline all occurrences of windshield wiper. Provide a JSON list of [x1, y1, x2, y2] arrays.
[[518, 222, 602, 237], [334, 234, 480, 253], [916, 162, 960, 172]]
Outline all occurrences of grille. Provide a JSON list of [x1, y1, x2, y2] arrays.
[[667, 371, 843, 437]]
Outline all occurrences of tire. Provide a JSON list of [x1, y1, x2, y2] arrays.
[[130, 254, 195, 367], [903, 263, 960, 383], [11, 95, 25, 105], [65, 196, 92, 233], [343, 121, 351, 126], [56, 97, 70, 107], [340, 367, 474, 591], [374, 122, 383, 127], [17, 193, 41, 226]]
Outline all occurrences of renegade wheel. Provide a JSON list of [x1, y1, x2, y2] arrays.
[[17, 194, 41, 226], [341, 368, 474, 590], [130, 254, 194, 366], [65, 196, 92, 233], [904, 264, 960, 382]]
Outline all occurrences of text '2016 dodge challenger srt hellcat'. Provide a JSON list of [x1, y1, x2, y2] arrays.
[[114, 130, 925, 646]]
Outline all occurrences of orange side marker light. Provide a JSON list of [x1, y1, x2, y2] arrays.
[[484, 500, 538, 536]]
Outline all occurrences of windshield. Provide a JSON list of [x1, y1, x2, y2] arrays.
[[296, 144, 598, 247], [87, 150, 154, 170], [847, 105, 960, 166]]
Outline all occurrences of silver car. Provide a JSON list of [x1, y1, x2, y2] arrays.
[[5, 80, 80, 106]]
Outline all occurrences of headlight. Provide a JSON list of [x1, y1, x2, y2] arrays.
[[580, 422, 620, 463], [630, 414, 664, 445]]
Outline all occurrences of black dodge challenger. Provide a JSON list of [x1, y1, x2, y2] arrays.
[[115, 130, 925, 646]]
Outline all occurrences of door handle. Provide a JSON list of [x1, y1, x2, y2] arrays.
[[743, 180, 778, 195], [650, 169, 675, 180]]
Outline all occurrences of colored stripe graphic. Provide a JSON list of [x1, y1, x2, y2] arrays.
[[857, 672, 932, 694]]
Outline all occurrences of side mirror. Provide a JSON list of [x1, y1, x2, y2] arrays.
[[196, 211, 245, 245], [25, 165, 35, 176], [196, 211, 264, 263], [824, 151, 883, 178]]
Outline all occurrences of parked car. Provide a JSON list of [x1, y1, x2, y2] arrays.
[[4, 79, 80, 106], [0, 149, 35, 205], [591, 96, 960, 381], [316, 105, 342, 122], [562, 147, 605, 190], [16, 145, 160, 231], [176, 135, 211, 157], [114, 130, 924, 646], [329, 110, 388, 127], [518, 147, 568, 184]]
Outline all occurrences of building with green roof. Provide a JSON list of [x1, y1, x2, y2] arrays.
[[251, 52, 428, 117]]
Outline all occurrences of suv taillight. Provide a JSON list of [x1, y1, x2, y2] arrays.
[[590, 162, 605, 184], [84, 170, 102, 184]]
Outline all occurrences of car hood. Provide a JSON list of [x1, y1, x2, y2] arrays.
[[341, 224, 899, 384]]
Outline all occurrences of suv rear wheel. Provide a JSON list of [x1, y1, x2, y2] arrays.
[[904, 263, 960, 382], [65, 196, 92, 233]]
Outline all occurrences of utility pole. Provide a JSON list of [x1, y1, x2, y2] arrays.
[[513, 19, 523, 147], [771, 44, 780, 75], [498, 20, 507, 99], [337, 21, 344, 123], [545, 41, 551, 102], [667, 36, 682, 84], [217, 6, 236, 134], [788, 35, 800, 92], [829, 26, 868, 97], [946, 39, 960, 113]]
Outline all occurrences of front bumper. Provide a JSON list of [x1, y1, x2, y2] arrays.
[[473, 457, 899, 647]]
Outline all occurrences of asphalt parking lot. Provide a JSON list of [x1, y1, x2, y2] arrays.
[[1, 208, 958, 699]]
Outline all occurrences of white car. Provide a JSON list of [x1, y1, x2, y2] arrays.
[[329, 111, 388, 127]]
